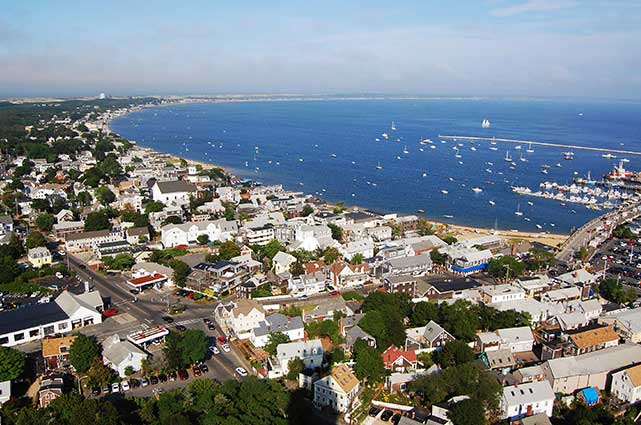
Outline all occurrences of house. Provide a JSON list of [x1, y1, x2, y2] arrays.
[[130, 262, 175, 287], [500, 381, 555, 420], [385, 275, 417, 296], [65, 230, 124, 252], [269, 339, 324, 378], [481, 285, 526, 304], [289, 271, 327, 296], [150, 180, 197, 205], [0, 215, 13, 234], [496, 327, 535, 353], [250, 314, 305, 348], [345, 325, 377, 352], [611, 364, 641, 404], [541, 343, 641, 393], [55, 209, 74, 222], [160, 219, 237, 247], [0, 291, 103, 347], [272, 251, 297, 275], [516, 275, 551, 297], [125, 226, 150, 244], [568, 325, 619, 355], [491, 298, 562, 324], [514, 365, 546, 384], [405, 321, 455, 350], [214, 299, 266, 339], [313, 364, 360, 413], [600, 307, 641, 343], [554, 268, 597, 287], [541, 287, 582, 304], [475, 332, 503, 353], [330, 261, 370, 288], [53, 220, 85, 240], [188, 260, 247, 294], [42, 335, 76, 370], [382, 345, 419, 372], [28, 246, 52, 268], [102, 334, 148, 377], [303, 297, 353, 322], [342, 238, 374, 261], [485, 349, 516, 370], [38, 374, 65, 408], [383, 254, 433, 277], [418, 277, 481, 300]]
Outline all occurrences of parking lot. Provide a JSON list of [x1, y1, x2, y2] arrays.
[[590, 236, 641, 292]]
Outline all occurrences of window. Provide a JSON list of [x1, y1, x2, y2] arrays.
[[29, 329, 40, 337], [0, 336, 8, 345], [58, 322, 68, 330], [44, 325, 55, 335], [14, 332, 24, 341]]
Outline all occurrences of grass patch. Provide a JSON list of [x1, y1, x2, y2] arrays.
[[342, 291, 365, 301]]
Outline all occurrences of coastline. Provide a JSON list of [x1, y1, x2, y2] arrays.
[[107, 100, 569, 247]]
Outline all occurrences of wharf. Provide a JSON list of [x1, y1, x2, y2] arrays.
[[438, 135, 641, 156]]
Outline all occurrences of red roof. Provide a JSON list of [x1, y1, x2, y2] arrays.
[[381, 344, 417, 367], [127, 273, 167, 287], [305, 260, 326, 274]]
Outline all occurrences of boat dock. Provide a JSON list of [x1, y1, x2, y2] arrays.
[[438, 135, 641, 156]]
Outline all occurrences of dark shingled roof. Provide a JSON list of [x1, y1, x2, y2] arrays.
[[0, 303, 68, 335], [429, 277, 481, 293], [155, 180, 197, 194]]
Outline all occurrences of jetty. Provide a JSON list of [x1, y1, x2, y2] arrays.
[[438, 135, 641, 156]]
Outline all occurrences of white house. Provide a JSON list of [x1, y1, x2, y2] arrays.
[[341, 238, 374, 261], [65, 230, 125, 252], [161, 219, 238, 247], [289, 271, 327, 296], [150, 180, 197, 206], [500, 381, 555, 420], [481, 284, 526, 304], [0, 380, 10, 406], [496, 327, 535, 353], [270, 339, 324, 378], [611, 364, 641, 404], [250, 314, 305, 348], [102, 334, 148, 377], [313, 364, 360, 413], [0, 291, 103, 347], [272, 251, 297, 275], [214, 299, 266, 339]]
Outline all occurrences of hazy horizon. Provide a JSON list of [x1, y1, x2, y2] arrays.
[[2, 1, 641, 99]]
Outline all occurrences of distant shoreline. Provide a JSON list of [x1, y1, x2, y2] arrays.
[[107, 99, 570, 246]]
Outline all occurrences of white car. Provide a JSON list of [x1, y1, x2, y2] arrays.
[[120, 381, 130, 391], [209, 345, 220, 355], [111, 382, 120, 393], [235, 367, 248, 377], [221, 343, 231, 353]]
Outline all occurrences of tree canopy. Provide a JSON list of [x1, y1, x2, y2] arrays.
[[69, 334, 100, 374], [0, 346, 25, 381]]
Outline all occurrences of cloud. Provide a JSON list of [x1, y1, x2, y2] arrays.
[[491, 0, 578, 17]]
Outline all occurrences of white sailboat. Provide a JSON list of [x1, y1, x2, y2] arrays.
[[472, 187, 483, 193], [376, 162, 383, 170], [391, 121, 396, 131], [515, 204, 524, 216], [482, 119, 491, 128], [382, 133, 389, 140], [403, 145, 409, 154], [526, 142, 534, 153], [504, 151, 512, 162]]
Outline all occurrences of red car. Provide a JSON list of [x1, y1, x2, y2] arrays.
[[217, 336, 226, 344], [103, 309, 118, 318], [177, 369, 189, 380], [329, 290, 340, 296], [192, 365, 202, 377], [186, 292, 195, 299]]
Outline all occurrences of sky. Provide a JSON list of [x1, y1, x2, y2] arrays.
[[1, 0, 641, 99]]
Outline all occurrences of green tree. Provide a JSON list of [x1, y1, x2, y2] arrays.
[[449, 398, 487, 425], [84, 210, 110, 231], [354, 345, 385, 384], [102, 253, 135, 270], [144, 200, 165, 214], [179, 329, 209, 365], [411, 302, 439, 326], [163, 332, 184, 369], [416, 218, 436, 236], [432, 340, 475, 368], [69, 334, 100, 373], [323, 247, 342, 264], [25, 231, 46, 249], [430, 249, 446, 266], [197, 234, 210, 245], [261, 239, 285, 260], [526, 247, 555, 271], [442, 235, 458, 245], [76, 191, 93, 207], [265, 332, 290, 356], [0, 346, 25, 381], [95, 186, 115, 206], [0, 255, 22, 284], [614, 225, 636, 239], [286, 358, 305, 380], [438, 300, 480, 342], [86, 358, 115, 387], [486, 256, 525, 279], [328, 223, 343, 241], [36, 213, 56, 232], [599, 278, 636, 305], [290, 261, 305, 276], [350, 253, 364, 264], [168, 259, 190, 287], [217, 240, 240, 260], [327, 347, 346, 366], [301, 204, 314, 217]]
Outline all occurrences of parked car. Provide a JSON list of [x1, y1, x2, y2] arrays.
[[102, 384, 110, 394], [102, 308, 118, 318], [162, 316, 174, 323], [111, 382, 120, 393], [207, 323, 215, 331], [199, 363, 209, 373], [91, 387, 101, 396], [209, 345, 220, 355], [329, 290, 340, 296], [149, 375, 159, 385], [158, 373, 168, 383], [217, 336, 226, 344], [391, 413, 402, 425], [121, 381, 130, 391], [130, 378, 140, 388], [168, 371, 177, 381], [221, 343, 231, 353], [368, 407, 382, 417], [381, 410, 394, 421], [203, 318, 211, 324], [192, 365, 202, 377], [235, 367, 248, 377], [140, 377, 149, 387], [177, 369, 189, 380]]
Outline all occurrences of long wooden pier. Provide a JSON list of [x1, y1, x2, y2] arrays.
[[438, 135, 641, 156]]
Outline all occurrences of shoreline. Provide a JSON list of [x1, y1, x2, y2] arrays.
[[107, 101, 569, 247]]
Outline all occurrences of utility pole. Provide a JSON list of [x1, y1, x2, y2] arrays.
[[504, 264, 511, 282]]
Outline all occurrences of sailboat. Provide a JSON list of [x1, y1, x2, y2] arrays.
[[420, 137, 432, 145], [482, 119, 491, 128], [519, 154, 527, 162], [391, 121, 396, 131], [526, 142, 534, 153], [515, 204, 524, 216], [504, 151, 512, 162], [403, 145, 409, 154], [376, 162, 383, 170]]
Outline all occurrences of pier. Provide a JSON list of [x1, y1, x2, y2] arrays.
[[438, 135, 641, 156]]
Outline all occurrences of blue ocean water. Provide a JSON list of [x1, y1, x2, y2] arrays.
[[111, 99, 641, 233]]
